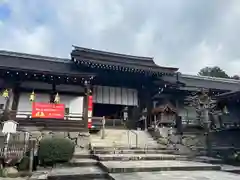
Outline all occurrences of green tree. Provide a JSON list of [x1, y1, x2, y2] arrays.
[[198, 66, 229, 78], [231, 75, 240, 80]]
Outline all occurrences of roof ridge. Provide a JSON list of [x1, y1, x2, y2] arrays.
[[72, 45, 154, 61], [182, 74, 240, 84], [0, 50, 70, 62]]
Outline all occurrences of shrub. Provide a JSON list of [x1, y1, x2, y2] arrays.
[[38, 137, 75, 166], [17, 156, 30, 171]]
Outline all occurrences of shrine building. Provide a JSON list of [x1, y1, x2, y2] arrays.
[[0, 46, 239, 132]]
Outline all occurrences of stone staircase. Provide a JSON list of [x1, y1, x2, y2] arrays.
[[92, 145, 240, 179], [90, 129, 161, 149], [30, 129, 240, 180]]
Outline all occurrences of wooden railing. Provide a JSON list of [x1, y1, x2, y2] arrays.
[[0, 110, 86, 132], [0, 110, 84, 121]]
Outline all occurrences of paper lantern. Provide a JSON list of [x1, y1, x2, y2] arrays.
[[29, 91, 35, 102], [54, 93, 60, 104], [2, 89, 9, 99]]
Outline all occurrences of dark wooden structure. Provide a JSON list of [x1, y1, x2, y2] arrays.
[[0, 50, 95, 132], [1, 46, 240, 133], [0, 47, 180, 132], [71, 46, 179, 129]]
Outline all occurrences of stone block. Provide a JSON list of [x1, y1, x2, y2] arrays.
[[52, 132, 65, 138]]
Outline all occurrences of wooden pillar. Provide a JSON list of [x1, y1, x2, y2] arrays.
[[50, 83, 56, 103], [83, 80, 90, 131], [146, 90, 152, 129], [1, 81, 17, 122], [11, 83, 21, 111], [10, 83, 21, 120], [139, 85, 152, 129], [153, 101, 157, 127]]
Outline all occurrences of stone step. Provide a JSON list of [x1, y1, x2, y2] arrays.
[[220, 164, 240, 174], [73, 153, 93, 159], [110, 171, 240, 180], [99, 160, 222, 173], [91, 139, 158, 144], [56, 158, 98, 167], [93, 149, 176, 155], [94, 153, 185, 161], [47, 166, 110, 180], [92, 146, 167, 150], [90, 129, 159, 149], [91, 144, 160, 149], [192, 156, 223, 164], [91, 140, 157, 143]]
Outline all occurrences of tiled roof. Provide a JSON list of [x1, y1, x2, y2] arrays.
[[71, 46, 178, 74], [0, 50, 94, 77]]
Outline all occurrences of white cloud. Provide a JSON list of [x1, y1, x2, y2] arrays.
[[0, 0, 240, 76]]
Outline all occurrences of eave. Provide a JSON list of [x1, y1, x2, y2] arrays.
[[0, 50, 96, 85], [216, 90, 240, 100], [71, 46, 178, 76]]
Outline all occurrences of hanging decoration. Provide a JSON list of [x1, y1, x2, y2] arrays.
[[54, 93, 60, 104], [2, 89, 9, 99], [29, 91, 35, 102], [223, 105, 229, 114]]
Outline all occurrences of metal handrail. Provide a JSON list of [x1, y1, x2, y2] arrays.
[[144, 143, 149, 152], [127, 130, 138, 148]]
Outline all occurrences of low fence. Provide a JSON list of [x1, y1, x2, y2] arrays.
[[91, 117, 125, 129], [0, 132, 34, 165]]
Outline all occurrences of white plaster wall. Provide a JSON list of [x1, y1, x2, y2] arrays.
[[0, 96, 6, 111], [17, 92, 50, 118], [60, 95, 83, 120]]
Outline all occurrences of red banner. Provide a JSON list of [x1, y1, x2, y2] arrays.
[[88, 96, 93, 128], [32, 102, 65, 119], [88, 96, 93, 111]]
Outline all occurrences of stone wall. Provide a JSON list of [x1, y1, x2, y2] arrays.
[[30, 130, 90, 150]]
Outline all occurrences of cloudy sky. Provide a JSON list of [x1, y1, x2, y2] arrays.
[[0, 0, 240, 75]]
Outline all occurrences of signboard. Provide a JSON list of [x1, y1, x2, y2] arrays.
[[32, 102, 65, 119]]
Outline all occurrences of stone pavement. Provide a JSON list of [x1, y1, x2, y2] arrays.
[[100, 160, 221, 173], [48, 166, 108, 179], [110, 171, 240, 180], [0, 178, 27, 180]]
